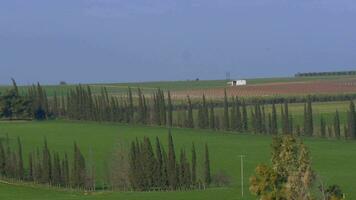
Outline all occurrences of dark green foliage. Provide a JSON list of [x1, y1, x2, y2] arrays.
[[242, 100, 248, 131], [191, 143, 197, 185], [230, 97, 237, 131], [186, 96, 194, 128], [347, 101, 356, 139], [0, 80, 31, 119], [271, 103, 278, 134], [17, 137, 24, 179], [303, 98, 314, 136], [222, 89, 230, 130], [320, 116, 326, 137], [126, 133, 208, 191], [334, 110, 341, 138], [0, 136, 90, 190], [167, 91, 173, 127], [72, 142, 87, 188], [167, 130, 178, 189], [209, 103, 215, 130], [204, 144, 211, 186]]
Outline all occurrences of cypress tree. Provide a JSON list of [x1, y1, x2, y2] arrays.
[[128, 87, 134, 123], [191, 143, 197, 186], [62, 153, 70, 187], [203, 144, 211, 187], [320, 116, 326, 137], [17, 137, 24, 180], [161, 145, 169, 189], [334, 110, 341, 139], [197, 105, 204, 129], [282, 102, 290, 134], [167, 130, 177, 189], [186, 96, 194, 128], [0, 142, 6, 176], [209, 103, 215, 130], [304, 97, 314, 136], [242, 100, 248, 131], [261, 105, 267, 134], [142, 137, 156, 190], [348, 101, 356, 139], [28, 153, 34, 181], [267, 113, 272, 135], [137, 88, 145, 124], [271, 103, 278, 134], [223, 89, 230, 130], [230, 97, 237, 131], [236, 98, 242, 132], [167, 91, 173, 127], [202, 95, 209, 128], [155, 137, 163, 187], [308, 97, 314, 136], [41, 138, 52, 184]]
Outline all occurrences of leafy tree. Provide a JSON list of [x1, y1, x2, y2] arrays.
[[250, 135, 315, 200]]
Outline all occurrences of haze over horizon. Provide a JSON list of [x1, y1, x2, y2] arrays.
[[1, 0, 356, 84]]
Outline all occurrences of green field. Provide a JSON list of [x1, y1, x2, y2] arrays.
[[0, 120, 355, 200]]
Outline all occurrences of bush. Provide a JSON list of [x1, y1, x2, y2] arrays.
[[211, 170, 231, 187]]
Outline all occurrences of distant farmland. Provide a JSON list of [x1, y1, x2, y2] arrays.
[[2, 74, 356, 99], [172, 77, 356, 99]]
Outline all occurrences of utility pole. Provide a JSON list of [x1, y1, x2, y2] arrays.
[[240, 155, 245, 198]]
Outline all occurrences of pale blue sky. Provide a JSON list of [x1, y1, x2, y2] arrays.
[[1, 0, 356, 84]]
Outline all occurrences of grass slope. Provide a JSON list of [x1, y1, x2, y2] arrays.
[[0, 121, 355, 200]]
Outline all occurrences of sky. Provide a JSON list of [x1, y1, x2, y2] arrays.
[[1, 0, 356, 85]]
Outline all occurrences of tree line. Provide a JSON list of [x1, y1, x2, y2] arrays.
[[295, 70, 356, 77], [0, 132, 216, 192], [0, 136, 95, 190], [1, 81, 356, 140], [127, 132, 211, 191]]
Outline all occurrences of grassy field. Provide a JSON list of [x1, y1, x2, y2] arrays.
[[0, 120, 355, 200]]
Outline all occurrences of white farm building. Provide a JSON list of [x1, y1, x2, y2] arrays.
[[227, 80, 247, 86]]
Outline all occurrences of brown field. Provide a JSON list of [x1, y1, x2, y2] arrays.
[[172, 78, 356, 99]]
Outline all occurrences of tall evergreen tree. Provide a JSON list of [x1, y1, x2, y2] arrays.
[[204, 143, 211, 187], [167, 130, 177, 189], [348, 101, 356, 139], [242, 100, 248, 131], [186, 96, 194, 128], [271, 103, 278, 134], [167, 91, 173, 127], [320, 116, 326, 137], [209, 103, 215, 130], [41, 138, 52, 184], [222, 89, 230, 130], [191, 143, 197, 185], [230, 97, 237, 131], [17, 137, 24, 180], [334, 110, 341, 139]]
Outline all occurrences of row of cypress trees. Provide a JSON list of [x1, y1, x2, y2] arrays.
[[36, 85, 356, 139], [0, 136, 94, 190], [129, 132, 211, 191], [3, 82, 356, 140]]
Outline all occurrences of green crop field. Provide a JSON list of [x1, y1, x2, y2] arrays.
[[0, 120, 355, 200]]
